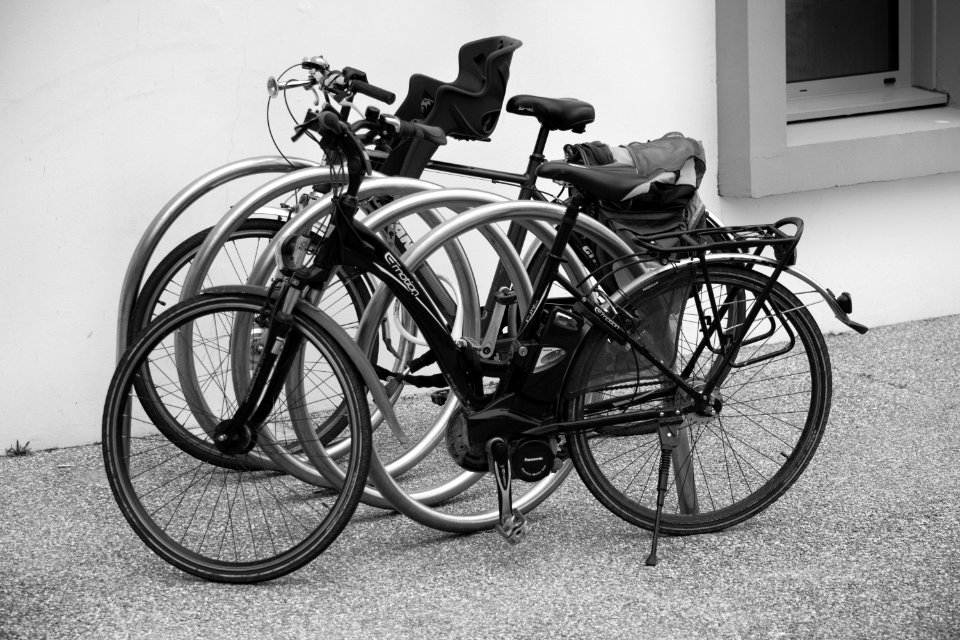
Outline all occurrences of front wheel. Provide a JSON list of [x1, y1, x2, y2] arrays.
[[103, 292, 371, 583], [565, 264, 832, 535]]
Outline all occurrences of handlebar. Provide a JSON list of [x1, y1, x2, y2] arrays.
[[292, 107, 446, 148], [292, 107, 447, 200], [267, 57, 395, 106], [380, 115, 447, 146], [272, 56, 447, 194]]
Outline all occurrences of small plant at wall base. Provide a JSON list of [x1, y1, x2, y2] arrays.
[[5, 440, 32, 457]]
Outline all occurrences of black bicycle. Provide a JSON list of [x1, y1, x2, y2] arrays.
[[104, 106, 866, 581]]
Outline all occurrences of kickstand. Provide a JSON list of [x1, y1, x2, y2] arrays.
[[488, 437, 529, 544], [646, 410, 682, 566]]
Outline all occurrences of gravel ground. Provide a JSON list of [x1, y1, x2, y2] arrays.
[[1, 316, 958, 639]]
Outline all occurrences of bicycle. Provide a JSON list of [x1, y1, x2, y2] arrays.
[[114, 43, 833, 545], [106, 105, 866, 581], [157, 41, 854, 531]]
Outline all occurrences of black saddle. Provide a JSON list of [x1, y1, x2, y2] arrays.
[[506, 95, 595, 133], [537, 161, 652, 202]]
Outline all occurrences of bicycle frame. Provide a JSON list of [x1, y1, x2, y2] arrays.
[[307, 191, 804, 438]]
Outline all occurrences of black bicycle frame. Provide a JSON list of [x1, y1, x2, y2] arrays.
[[308, 192, 785, 438], [313, 199, 487, 410]]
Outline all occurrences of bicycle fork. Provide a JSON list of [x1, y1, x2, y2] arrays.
[[212, 283, 304, 455], [213, 235, 315, 454]]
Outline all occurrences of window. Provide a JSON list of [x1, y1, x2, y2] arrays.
[[716, 0, 960, 197], [785, 0, 947, 122]]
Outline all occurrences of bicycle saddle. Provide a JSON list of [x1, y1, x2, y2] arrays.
[[506, 95, 595, 133], [537, 161, 657, 202]]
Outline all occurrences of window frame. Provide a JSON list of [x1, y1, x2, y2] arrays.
[[784, 0, 946, 123], [786, 0, 909, 96], [716, 0, 960, 197]]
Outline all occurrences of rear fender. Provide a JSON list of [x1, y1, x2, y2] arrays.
[[611, 254, 868, 334]]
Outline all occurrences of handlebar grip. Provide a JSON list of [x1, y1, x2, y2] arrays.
[[317, 110, 373, 177], [417, 123, 447, 146], [397, 120, 447, 146], [351, 80, 396, 105], [318, 110, 349, 136]]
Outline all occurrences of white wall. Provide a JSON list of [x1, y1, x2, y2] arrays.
[[0, 0, 955, 450], [717, 172, 960, 332]]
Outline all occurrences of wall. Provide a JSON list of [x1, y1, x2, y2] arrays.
[[717, 171, 960, 332], [0, 0, 955, 450]]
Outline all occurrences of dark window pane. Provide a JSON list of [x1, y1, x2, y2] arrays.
[[787, 0, 899, 83]]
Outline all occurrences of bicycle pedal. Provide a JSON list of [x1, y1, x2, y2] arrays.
[[495, 510, 530, 545], [430, 388, 450, 406]]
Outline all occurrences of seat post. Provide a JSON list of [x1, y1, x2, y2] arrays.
[[517, 124, 551, 201], [481, 123, 551, 338], [502, 123, 552, 257]]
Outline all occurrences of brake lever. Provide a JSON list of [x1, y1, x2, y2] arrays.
[[291, 109, 321, 142]]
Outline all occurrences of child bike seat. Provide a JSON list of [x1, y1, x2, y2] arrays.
[[381, 36, 522, 177], [506, 95, 595, 133]]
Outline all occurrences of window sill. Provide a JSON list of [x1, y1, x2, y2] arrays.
[[757, 106, 960, 195], [786, 86, 948, 122]]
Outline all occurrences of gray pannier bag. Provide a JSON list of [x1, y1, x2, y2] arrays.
[[563, 132, 708, 385], [563, 131, 707, 267]]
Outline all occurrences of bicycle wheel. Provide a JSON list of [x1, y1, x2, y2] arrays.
[[565, 264, 832, 535], [129, 217, 370, 342], [103, 292, 371, 583]]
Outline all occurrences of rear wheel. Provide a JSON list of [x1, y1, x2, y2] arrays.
[[103, 292, 371, 583], [566, 265, 832, 534]]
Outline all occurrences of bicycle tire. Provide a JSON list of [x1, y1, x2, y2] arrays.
[[565, 264, 832, 535], [103, 291, 371, 583]]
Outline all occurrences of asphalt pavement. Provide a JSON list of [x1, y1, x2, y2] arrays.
[[1, 315, 958, 639]]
